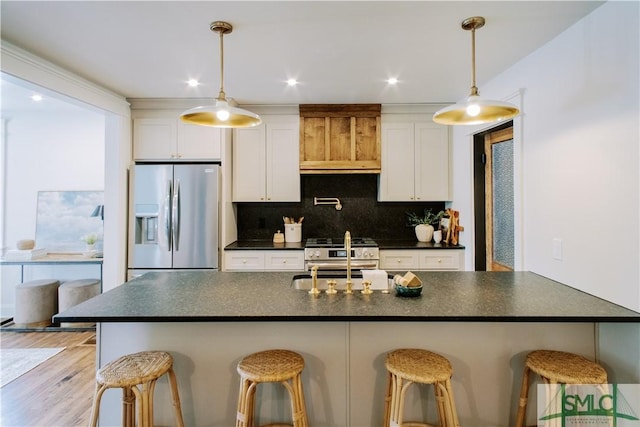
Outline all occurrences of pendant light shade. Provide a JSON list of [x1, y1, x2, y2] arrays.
[[180, 21, 261, 128], [433, 17, 519, 126]]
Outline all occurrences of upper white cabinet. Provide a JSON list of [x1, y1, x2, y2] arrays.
[[233, 115, 300, 202], [133, 112, 222, 161], [378, 114, 451, 201]]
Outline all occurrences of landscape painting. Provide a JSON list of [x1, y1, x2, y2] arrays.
[[35, 191, 104, 253]]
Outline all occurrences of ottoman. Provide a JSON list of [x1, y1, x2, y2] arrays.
[[14, 279, 60, 327]]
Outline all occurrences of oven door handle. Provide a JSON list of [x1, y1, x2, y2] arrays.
[[305, 261, 379, 271]]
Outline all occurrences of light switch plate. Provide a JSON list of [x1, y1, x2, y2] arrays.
[[552, 238, 563, 260]]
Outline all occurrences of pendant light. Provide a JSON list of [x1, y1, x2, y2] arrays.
[[180, 21, 261, 128], [433, 16, 519, 126]]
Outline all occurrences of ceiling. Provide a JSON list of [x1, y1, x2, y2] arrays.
[[1, 1, 604, 111]]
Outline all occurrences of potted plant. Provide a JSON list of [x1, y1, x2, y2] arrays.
[[406, 209, 444, 242], [81, 233, 99, 251]]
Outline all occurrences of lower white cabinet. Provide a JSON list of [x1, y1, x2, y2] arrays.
[[380, 249, 463, 271], [224, 250, 305, 271]]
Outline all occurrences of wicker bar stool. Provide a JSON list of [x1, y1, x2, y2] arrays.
[[382, 348, 460, 427], [236, 349, 309, 427], [88, 351, 184, 427], [515, 349, 608, 427]]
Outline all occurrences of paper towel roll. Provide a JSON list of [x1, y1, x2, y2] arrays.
[[362, 270, 390, 290]]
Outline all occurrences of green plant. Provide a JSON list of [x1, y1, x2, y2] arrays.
[[81, 233, 99, 245], [406, 209, 444, 227]]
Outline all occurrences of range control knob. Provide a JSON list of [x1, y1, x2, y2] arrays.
[[314, 250, 321, 258], [361, 249, 369, 258], [355, 249, 363, 257]]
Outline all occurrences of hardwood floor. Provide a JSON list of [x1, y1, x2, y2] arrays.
[[0, 330, 96, 427]]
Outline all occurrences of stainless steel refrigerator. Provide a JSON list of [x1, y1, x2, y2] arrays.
[[128, 164, 219, 278]]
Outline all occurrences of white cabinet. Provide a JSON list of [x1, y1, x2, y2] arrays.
[[233, 115, 300, 202], [378, 116, 450, 201], [133, 115, 222, 161], [380, 249, 463, 271], [224, 250, 305, 271]]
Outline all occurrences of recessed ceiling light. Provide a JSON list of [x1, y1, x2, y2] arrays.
[[31, 94, 43, 102], [286, 78, 298, 86], [187, 79, 200, 87], [387, 77, 399, 85]]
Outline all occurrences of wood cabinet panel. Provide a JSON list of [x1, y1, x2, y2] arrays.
[[299, 104, 381, 173]]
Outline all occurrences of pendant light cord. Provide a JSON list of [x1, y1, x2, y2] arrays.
[[217, 28, 226, 100], [470, 26, 478, 96]]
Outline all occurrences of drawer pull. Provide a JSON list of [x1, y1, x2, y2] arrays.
[[242, 259, 247, 264], [437, 259, 442, 263]]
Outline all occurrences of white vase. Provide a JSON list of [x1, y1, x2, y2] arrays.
[[86, 243, 96, 252], [414, 224, 434, 242]]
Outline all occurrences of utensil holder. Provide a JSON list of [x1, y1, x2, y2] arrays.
[[284, 223, 302, 243]]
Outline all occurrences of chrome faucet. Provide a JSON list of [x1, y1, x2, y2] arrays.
[[344, 230, 353, 294]]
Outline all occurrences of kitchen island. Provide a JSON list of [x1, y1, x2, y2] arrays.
[[55, 271, 640, 427]]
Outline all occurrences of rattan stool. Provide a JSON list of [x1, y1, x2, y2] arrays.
[[88, 351, 184, 427], [515, 349, 608, 427], [236, 349, 309, 427], [382, 348, 460, 427]]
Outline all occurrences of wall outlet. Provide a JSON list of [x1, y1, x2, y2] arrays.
[[552, 238, 563, 260]]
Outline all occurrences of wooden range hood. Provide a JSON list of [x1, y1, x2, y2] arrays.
[[299, 104, 381, 174]]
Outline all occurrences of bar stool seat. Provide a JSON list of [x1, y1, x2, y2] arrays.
[[236, 349, 309, 427], [89, 351, 184, 427], [383, 348, 460, 427], [515, 349, 608, 427]]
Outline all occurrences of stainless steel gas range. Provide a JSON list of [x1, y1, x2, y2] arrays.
[[304, 237, 379, 271]]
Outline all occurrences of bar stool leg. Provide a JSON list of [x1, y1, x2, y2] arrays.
[[123, 386, 136, 427], [383, 371, 393, 427], [515, 365, 531, 427], [88, 383, 107, 427], [167, 367, 186, 427], [291, 373, 309, 427]]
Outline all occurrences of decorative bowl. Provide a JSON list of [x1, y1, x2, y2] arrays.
[[395, 284, 423, 297]]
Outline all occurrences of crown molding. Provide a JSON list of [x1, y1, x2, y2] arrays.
[[1, 41, 130, 117]]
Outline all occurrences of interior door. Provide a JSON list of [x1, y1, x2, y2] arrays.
[[484, 127, 515, 271]]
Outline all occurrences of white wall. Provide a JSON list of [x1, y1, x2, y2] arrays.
[[452, 1, 639, 313], [3, 109, 105, 244]]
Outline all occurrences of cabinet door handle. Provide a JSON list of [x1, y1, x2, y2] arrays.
[[242, 259, 247, 264], [437, 259, 442, 263]]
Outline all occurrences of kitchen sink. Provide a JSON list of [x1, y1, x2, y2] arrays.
[[291, 273, 393, 291]]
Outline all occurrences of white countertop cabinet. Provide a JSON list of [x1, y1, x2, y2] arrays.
[[224, 250, 305, 271], [233, 115, 300, 202], [133, 112, 222, 161], [378, 116, 450, 201]]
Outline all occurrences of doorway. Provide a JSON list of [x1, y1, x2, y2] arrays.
[[473, 121, 514, 271]]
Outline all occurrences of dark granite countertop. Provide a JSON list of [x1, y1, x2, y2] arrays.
[[225, 240, 464, 250], [225, 240, 304, 250], [55, 271, 639, 323], [375, 240, 465, 250]]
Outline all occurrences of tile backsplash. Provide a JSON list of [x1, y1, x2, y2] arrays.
[[236, 175, 444, 240]]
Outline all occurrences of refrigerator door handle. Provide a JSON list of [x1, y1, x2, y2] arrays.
[[164, 180, 173, 251], [172, 179, 180, 251]]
